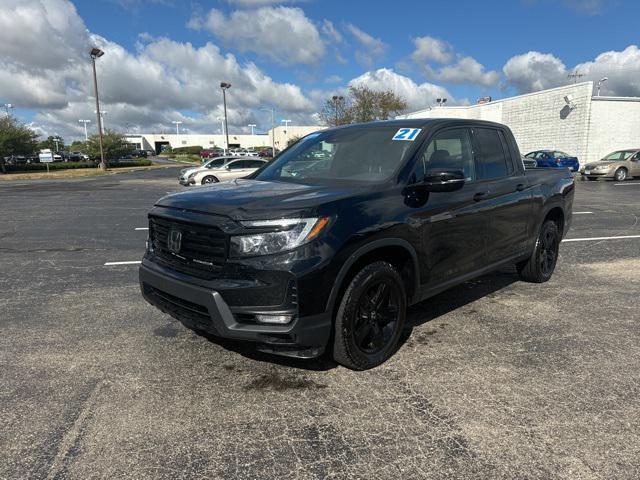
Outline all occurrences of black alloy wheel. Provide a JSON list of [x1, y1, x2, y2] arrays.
[[517, 220, 560, 283], [333, 261, 407, 370]]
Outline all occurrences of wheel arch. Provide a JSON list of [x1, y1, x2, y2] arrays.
[[326, 239, 420, 316]]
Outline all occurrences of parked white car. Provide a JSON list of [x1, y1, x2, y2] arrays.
[[179, 156, 240, 185], [181, 158, 268, 186]]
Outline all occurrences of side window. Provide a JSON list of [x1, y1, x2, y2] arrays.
[[248, 160, 265, 168], [474, 128, 510, 180], [524, 152, 535, 159], [228, 161, 245, 170], [413, 128, 475, 183]]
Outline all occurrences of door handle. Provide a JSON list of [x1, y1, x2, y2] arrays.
[[516, 183, 525, 191], [473, 191, 488, 201]]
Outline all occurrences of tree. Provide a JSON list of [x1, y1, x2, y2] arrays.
[[69, 140, 88, 152], [319, 86, 408, 126], [38, 135, 65, 152], [84, 129, 132, 161], [319, 95, 352, 127], [0, 116, 38, 173], [287, 135, 301, 147]]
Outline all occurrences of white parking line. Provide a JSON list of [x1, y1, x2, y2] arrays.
[[563, 235, 640, 243], [573, 211, 593, 214], [134, 227, 149, 231], [104, 261, 142, 266], [615, 183, 640, 186]]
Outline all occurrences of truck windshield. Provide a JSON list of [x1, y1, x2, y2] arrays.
[[255, 126, 420, 184]]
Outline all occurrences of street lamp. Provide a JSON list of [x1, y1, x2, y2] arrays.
[[53, 135, 61, 153], [596, 77, 609, 96], [2, 103, 13, 116], [90, 47, 106, 170], [332, 95, 344, 125], [248, 124, 256, 135], [220, 82, 231, 154], [94, 110, 107, 129], [78, 119, 91, 140], [261, 107, 275, 155], [172, 120, 183, 135]]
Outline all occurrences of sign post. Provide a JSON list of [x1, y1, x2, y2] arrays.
[[39, 149, 54, 173]]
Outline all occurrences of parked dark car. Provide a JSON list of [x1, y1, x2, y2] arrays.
[[524, 150, 580, 172], [258, 147, 278, 158], [67, 151, 89, 162], [145, 149, 156, 157], [140, 119, 574, 370]]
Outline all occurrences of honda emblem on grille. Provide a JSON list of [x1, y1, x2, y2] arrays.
[[167, 229, 182, 254]]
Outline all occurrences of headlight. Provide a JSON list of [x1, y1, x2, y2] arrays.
[[230, 217, 330, 257], [188, 171, 197, 179]]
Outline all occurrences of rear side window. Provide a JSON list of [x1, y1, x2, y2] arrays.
[[227, 161, 245, 170], [474, 128, 511, 180], [247, 160, 266, 168]]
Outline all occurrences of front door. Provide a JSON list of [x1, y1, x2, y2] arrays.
[[407, 127, 490, 288]]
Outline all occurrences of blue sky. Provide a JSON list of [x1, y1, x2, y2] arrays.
[[2, 0, 639, 140]]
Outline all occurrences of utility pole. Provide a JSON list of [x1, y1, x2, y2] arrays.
[[172, 120, 182, 135], [90, 47, 106, 170], [331, 95, 344, 125], [261, 107, 275, 155], [281, 119, 291, 146], [248, 124, 256, 135], [567, 69, 584, 84], [79, 119, 91, 140], [220, 82, 231, 155]]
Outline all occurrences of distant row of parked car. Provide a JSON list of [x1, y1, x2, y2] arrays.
[[522, 148, 640, 181], [200, 147, 278, 160], [179, 156, 268, 186]]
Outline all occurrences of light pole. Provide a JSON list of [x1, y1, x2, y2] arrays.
[[261, 107, 275, 155], [248, 124, 256, 135], [281, 119, 291, 146], [332, 95, 344, 125], [90, 47, 106, 170], [2, 103, 13, 116], [220, 82, 231, 154], [596, 77, 609, 96], [78, 119, 91, 140], [172, 120, 182, 135], [53, 135, 60, 153]]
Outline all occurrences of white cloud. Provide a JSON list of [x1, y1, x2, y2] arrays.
[[189, 7, 325, 65], [410, 36, 499, 87], [574, 45, 640, 96], [1, 0, 319, 140], [226, 0, 304, 6], [502, 51, 568, 93], [411, 36, 453, 65], [346, 24, 388, 68], [321, 19, 343, 44], [324, 75, 342, 84], [348, 68, 453, 112]]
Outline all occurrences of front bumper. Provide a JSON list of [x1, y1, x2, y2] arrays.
[[139, 261, 332, 358], [179, 177, 195, 186]]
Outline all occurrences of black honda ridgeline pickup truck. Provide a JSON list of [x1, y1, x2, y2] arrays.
[[140, 119, 574, 370]]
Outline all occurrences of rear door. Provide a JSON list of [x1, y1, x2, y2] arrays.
[[472, 127, 532, 264], [221, 159, 249, 180], [409, 127, 491, 286]]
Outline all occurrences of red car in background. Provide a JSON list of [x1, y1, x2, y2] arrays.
[[200, 149, 224, 159]]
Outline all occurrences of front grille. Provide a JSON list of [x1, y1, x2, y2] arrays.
[[149, 215, 227, 279], [144, 284, 213, 329]]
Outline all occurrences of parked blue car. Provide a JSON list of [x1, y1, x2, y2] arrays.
[[524, 150, 580, 172]]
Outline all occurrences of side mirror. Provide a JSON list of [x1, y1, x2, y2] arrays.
[[419, 169, 466, 192]]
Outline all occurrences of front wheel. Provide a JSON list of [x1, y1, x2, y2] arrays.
[[201, 176, 218, 185], [517, 220, 560, 283], [333, 261, 407, 370], [614, 168, 628, 182]]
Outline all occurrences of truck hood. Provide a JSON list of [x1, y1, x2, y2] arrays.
[[155, 178, 363, 220]]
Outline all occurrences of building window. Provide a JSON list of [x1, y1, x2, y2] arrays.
[[182, 141, 187, 145], [209, 141, 215, 145]]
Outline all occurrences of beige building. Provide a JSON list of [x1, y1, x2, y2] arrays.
[[126, 125, 324, 154], [398, 82, 640, 164]]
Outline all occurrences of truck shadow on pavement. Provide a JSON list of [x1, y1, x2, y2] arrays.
[[195, 267, 519, 371]]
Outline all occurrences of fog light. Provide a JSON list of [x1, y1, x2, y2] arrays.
[[255, 314, 294, 324]]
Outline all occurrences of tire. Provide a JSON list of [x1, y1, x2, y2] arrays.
[[587, 177, 598, 181], [201, 176, 218, 185], [517, 220, 560, 283], [614, 168, 628, 182], [333, 261, 407, 370]]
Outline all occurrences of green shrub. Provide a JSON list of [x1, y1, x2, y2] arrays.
[[5, 159, 152, 173], [171, 146, 203, 155]]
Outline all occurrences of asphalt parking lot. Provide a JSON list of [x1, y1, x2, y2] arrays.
[[1, 168, 639, 479]]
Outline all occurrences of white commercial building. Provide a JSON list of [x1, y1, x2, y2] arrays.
[[125, 125, 323, 154], [399, 82, 640, 164]]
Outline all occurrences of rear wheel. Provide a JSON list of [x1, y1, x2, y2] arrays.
[[614, 168, 628, 182], [201, 176, 218, 185], [517, 220, 560, 283], [333, 261, 406, 370]]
